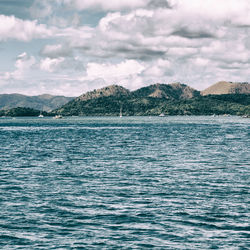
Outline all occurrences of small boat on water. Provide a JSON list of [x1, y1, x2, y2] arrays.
[[38, 114, 44, 118], [53, 115, 63, 119], [159, 113, 165, 117]]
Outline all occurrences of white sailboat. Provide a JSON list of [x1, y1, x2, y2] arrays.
[[120, 106, 123, 118]]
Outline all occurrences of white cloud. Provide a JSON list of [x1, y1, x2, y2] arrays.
[[36, 0, 250, 66], [192, 58, 210, 67], [86, 60, 145, 80], [169, 0, 250, 22], [201, 39, 250, 64], [60, 7, 215, 62], [4, 52, 36, 80], [143, 59, 172, 77], [2, 0, 250, 95], [0, 15, 51, 41], [40, 57, 65, 72]]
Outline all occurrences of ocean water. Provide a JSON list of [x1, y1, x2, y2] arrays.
[[0, 116, 249, 249]]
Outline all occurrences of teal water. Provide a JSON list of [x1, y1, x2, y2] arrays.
[[0, 116, 249, 249]]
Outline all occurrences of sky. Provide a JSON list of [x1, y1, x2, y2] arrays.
[[0, 0, 250, 96]]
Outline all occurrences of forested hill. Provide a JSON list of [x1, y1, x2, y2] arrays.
[[1, 82, 249, 116], [55, 83, 250, 116]]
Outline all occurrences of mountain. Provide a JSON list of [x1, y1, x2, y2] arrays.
[[78, 85, 130, 101], [132, 83, 200, 99], [0, 94, 74, 111], [201, 81, 250, 95], [1, 82, 249, 117], [56, 83, 200, 116], [55, 83, 249, 116]]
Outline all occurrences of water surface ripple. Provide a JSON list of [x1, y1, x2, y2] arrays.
[[0, 116, 249, 249]]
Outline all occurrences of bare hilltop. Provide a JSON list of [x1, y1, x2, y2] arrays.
[[202, 81, 250, 95]]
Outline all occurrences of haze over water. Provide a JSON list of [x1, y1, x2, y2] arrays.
[[0, 116, 249, 249]]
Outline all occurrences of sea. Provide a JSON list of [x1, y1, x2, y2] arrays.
[[0, 116, 249, 249]]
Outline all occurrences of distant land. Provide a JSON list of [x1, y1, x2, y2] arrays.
[[55, 81, 250, 116], [0, 94, 74, 111], [0, 107, 49, 117], [0, 81, 249, 117], [201, 81, 250, 95]]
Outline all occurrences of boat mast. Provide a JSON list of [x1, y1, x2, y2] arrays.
[[120, 105, 122, 117]]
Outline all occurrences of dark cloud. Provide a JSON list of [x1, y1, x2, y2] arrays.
[[219, 64, 242, 70], [148, 0, 171, 9], [127, 49, 166, 61], [81, 43, 167, 61], [171, 28, 215, 39]]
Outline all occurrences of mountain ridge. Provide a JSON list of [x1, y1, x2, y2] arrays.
[[132, 83, 200, 100], [1, 81, 249, 116], [0, 93, 74, 111], [55, 82, 250, 116], [77, 85, 130, 101]]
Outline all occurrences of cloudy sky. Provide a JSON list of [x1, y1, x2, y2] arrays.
[[0, 0, 250, 96]]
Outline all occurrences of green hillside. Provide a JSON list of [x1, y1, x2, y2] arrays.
[[0, 107, 49, 117], [1, 83, 249, 117], [55, 84, 250, 116]]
